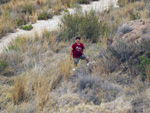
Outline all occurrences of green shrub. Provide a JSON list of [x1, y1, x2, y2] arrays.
[[59, 10, 102, 42], [0, 59, 8, 72], [22, 4, 34, 14], [6, 44, 15, 51], [65, 0, 71, 7], [38, 11, 54, 20], [20, 24, 33, 31], [38, 12, 48, 20], [16, 18, 27, 26], [138, 56, 150, 76]]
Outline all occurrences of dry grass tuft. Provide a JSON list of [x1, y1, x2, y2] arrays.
[[12, 75, 26, 105], [59, 58, 72, 79], [0, 11, 16, 37], [145, 64, 150, 82], [32, 74, 51, 111]]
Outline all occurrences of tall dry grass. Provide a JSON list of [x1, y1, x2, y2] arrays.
[[12, 75, 26, 105], [59, 58, 72, 79], [29, 72, 52, 112], [0, 29, 72, 112], [10, 70, 62, 112], [145, 64, 150, 82], [0, 11, 16, 38]]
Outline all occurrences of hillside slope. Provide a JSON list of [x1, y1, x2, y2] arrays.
[[0, 0, 150, 113], [0, 0, 118, 53]]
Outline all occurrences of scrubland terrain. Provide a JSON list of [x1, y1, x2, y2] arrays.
[[0, 0, 150, 113], [0, 0, 102, 38], [0, 0, 118, 53]]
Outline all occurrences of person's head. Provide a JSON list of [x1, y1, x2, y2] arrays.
[[75, 37, 81, 44]]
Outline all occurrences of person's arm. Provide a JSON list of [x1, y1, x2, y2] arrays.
[[82, 49, 84, 54], [70, 47, 73, 61]]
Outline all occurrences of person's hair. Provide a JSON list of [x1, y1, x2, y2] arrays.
[[76, 37, 81, 40]]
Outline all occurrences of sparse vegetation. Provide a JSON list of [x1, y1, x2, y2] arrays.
[[0, 0, 101, 37], [96, 40, 150, 77], [0, 0, 74, 37], [1, 0, 150, 113], [99, 1, 147, 38]]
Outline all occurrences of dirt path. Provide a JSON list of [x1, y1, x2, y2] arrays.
[[0, 0, 118, 53]]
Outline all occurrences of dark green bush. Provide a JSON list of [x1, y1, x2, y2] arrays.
[[59, 10, 102, 42], [20, 24, 33, 31], [138, 56, 150, 76]]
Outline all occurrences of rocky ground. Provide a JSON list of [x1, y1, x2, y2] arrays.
[[112, 19, 150, 45]]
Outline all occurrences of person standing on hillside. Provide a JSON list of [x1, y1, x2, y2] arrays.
[[70, 37, 89, 70]]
